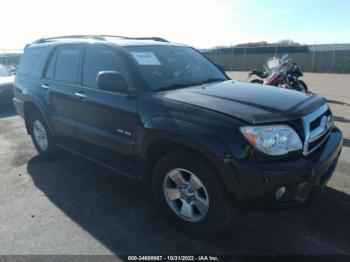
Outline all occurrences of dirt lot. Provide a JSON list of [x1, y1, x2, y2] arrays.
[[0, 72, 349, 256]]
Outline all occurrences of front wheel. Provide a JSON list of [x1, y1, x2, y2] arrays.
[[297, 80, 309, 93], [152, 150, 234, 237]]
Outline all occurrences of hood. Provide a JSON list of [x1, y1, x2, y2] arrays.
[[159, 80, 325, 124]]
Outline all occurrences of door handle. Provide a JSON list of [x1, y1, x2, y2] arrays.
[[75, 92, 87, 99], [41, 84, 50, 91]]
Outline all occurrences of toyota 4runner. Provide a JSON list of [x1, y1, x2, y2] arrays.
[[13, 35, 343, 236]]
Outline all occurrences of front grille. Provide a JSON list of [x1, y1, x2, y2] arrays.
[[309, 109, 331, 131], [308, 127, 332, 152], [302, 104, 333, 155]]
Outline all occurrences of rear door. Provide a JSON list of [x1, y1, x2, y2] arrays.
[[74, 44, 139, 173], [42, 45, 83, 141]]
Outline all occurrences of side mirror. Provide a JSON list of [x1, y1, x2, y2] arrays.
[[215, 64, 226, 74], [97, 71, 129, 94]]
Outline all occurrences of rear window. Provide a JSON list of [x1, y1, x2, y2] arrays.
[[18, 47, 45, 75]]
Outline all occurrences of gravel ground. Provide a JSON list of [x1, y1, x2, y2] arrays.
[[0, 72, 349, 256]]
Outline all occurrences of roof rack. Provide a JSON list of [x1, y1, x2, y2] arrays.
[[32, 35, 106, 44], [31, 34, 168, 45], [101, 35, 169, 42]]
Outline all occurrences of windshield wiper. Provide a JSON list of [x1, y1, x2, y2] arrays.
[[198, 78, 226, 85], [155, 78, 226, 92]]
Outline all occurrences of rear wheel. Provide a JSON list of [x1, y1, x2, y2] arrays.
[[28, 110, 57, 158], [250, 79, 264, 84], [152, 150, 234, 237]]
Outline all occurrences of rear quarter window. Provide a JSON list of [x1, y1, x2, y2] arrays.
[[31, 48, 51, 78], [18, 47, 46, 75]]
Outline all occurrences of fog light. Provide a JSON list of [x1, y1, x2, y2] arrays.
[[275, 186, 286, 200]]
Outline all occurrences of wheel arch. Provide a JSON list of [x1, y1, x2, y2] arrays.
[[23, 98, 52, 135], [136, 118, 234, 192], [142, 139, 228, 191]]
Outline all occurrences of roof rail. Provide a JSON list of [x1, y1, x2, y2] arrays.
[[30, 34, 169, 46], [32, 35, 105, 44], [101, 35, 169, 42]]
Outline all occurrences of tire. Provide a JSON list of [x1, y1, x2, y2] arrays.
[[250, 79, 263, 84], [28, 109, 57, 158], [298, 80, 309, 93], [152, 150, 234, 237]]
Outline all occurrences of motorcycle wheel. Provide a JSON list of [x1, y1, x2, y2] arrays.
[[297, 80, 309, 93], [250, 79, 264, 84]]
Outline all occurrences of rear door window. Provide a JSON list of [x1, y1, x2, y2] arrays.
[[54, 45, 82, 84]]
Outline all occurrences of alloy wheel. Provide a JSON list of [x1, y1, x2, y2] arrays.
[[163, 168, 209, 222], [33, 120, 48, 151]]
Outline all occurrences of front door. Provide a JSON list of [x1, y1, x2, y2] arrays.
[[74, 44, 139, 173]]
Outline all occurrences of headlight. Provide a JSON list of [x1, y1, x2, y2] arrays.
[[239, 125, 302, 156]]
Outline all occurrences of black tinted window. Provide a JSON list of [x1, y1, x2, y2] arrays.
[[18, 47, 45, 75], [45, 51, 56, 80], [55, 46, 81, 83], [83, 45, 129, 88], [31, 48, 50, 78]]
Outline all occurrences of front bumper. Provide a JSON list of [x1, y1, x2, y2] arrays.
[[225, 127, 343, 206]]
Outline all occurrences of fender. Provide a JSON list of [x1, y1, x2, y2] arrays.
[[136, 117, 239, 192], [137, 117, 230, 159], [21, 88, 54, 135]]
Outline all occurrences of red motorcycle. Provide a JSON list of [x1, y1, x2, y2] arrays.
[[247, 54, 309, 93]]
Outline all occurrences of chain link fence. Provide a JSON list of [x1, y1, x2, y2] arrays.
[[0, 49, 22, 66], [1, 45, 350, 74], [200, 44, 350, 74]]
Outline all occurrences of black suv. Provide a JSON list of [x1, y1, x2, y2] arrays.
[[14, 35, 343, 236]]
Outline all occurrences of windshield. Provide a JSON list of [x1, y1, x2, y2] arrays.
[[125, 46, 227, 91], [0, 64, 11, 77], [264, 54, 291, 74]]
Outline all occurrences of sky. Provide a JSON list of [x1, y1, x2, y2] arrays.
[[1, 0, 350, 49]]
